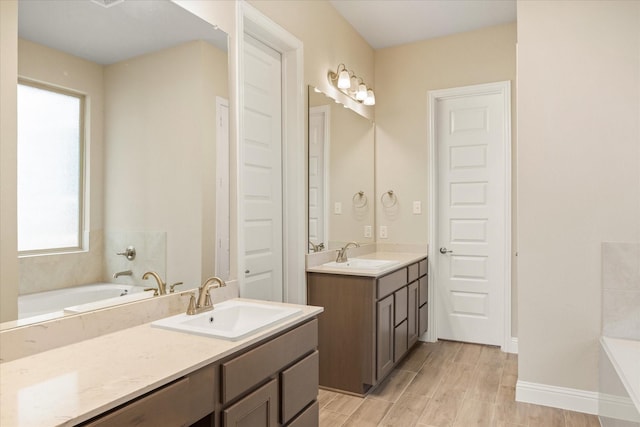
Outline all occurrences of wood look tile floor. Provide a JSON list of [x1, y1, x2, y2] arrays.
[[318, 341, 600, 427]]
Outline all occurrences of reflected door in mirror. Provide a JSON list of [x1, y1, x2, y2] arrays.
[[309, 106, 329, 250]]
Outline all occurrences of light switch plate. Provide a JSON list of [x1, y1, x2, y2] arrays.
[[364, 225, 372, 238], [334, 202, 342, 214], [413, 201, 422, 214], [380, 225, 388, 239]]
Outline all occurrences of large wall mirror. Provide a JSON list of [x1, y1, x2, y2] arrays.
[[308, 86, 374, 253], [7, 0, 229, 327]]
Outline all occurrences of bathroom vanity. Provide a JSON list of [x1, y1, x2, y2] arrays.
[[306, 253, 428, 395], [0, 299, 322, 427]]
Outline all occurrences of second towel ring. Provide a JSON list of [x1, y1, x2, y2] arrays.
[[352, 191, 368, 208], [381, 190, 397, 208]]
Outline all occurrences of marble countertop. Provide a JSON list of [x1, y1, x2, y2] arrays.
[[306, 251, 427, 277], [0, 298, 323, 427]]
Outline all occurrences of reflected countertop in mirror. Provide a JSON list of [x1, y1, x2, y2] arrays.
[[6, 0, 229, 328], [308, 86, 375, 254]]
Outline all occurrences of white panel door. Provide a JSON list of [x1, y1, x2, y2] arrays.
[[242, 35, 283, 302], [308, 105, 329, 250], [215, 98, 230, 280], [436, 91, 506, 345]]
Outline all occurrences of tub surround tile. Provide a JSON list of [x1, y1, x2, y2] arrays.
[[0, 298, 322, 427], [602, 242, 640, 291], [105, 230, 167, 286], [0, 281, 239, 362]]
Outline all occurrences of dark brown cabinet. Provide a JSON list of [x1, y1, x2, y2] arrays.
[[223, 379, 278, 427], [307, 257, 427, 395], [81, 319, 319, 427]]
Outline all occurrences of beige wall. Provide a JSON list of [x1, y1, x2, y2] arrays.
[[0, 0, 18, 322], [517, 0, 640, 392], [17, 39, 105, 293], [104, 40, 228, 289], [374, 23, 518, 334], [249, 0, 375, 119]]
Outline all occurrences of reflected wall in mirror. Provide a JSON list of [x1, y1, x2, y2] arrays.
[[308, 86, 374, 253], [11, 0, 229, 326]]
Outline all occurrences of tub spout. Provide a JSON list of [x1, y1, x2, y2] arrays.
[[113, 270, 133, 279]]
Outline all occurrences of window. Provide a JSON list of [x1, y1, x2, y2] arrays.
[[17, 81, 85, 253]]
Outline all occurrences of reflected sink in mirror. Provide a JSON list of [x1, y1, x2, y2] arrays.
[[322, 258, 400, 270], [151, 300, 301, 341]]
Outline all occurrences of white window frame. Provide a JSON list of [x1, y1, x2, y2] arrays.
[[17, 79, 86, 256]]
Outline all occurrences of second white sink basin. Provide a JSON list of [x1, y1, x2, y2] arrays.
[[151, 299, 301, 341], [322, 258, 399, 270]]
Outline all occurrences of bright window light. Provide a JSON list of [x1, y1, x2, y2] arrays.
[[17, 82, 84, 253]]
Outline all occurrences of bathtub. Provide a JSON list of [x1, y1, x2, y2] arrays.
[[18, 283, 153, 320], [599, 337, 640, 426]]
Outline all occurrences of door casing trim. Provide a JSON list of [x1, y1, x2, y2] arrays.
[[237, 2, 305, 303], [427, 81, 513, 352]]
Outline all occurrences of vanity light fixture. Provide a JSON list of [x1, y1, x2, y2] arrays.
[[328, 64, 375, 106]]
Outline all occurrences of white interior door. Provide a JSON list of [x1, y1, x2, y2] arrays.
[[215, 97, 230, 280], [308, 105, 329, 250], [241, 35, 283, 302], [435, 87, 508, 346]]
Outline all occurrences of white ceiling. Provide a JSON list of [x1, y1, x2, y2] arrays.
[[18, 0, 227, 66], [330, 0, 517, 49]]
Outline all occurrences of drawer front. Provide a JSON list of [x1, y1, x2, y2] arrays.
[[394, 286, 408, 326], [394, 320, 408, 362], [281, 351, 319, 424], [408, 263, 419, 283], [418, 276, 428, 306], [419, 304, 428, 336], [418, 258, 428, 277], [223, 378, 278, 427], [222, 319, 318, 404], [85, 378, 190, 427], [378, 268, 407, 299], [287, 401, 319, 427]]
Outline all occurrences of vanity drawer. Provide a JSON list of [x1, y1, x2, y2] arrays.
[[287, 401, 319, 427], [408, 263, 419, 283], [281, 350, 319, 424], [418, 259, 428, 277], [419, 276, 428, 306], [221, 319, 318, 404], [394, 286, 408, 326], [84, 377, 190, 427], [378, 268, 407, 298]]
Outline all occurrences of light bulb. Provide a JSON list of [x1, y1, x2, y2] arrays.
[[356, 83, 367, 101], [337, 70, 350, 89], [364, 89, 375, 106]]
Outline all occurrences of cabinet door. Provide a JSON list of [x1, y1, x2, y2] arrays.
[[376, 294, 394, 380], [394, 320, 408, 362], [419, 304, 428, 336], [223, 379, 278, 427], [394, 286, 408, 326], [407, 281, 419, 347]]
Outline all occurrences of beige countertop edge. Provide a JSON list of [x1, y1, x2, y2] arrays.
[[0, 299, 323, 427], [305, 252, 427, 277]]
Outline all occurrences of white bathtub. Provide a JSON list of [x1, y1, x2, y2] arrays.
[[18, 283, 152, 320], [600, 337, 640, 426]]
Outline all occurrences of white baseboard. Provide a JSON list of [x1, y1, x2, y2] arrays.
[[599, 393, 640, 423], [505, 337, 518, 354], [516, 380, 599, 415]]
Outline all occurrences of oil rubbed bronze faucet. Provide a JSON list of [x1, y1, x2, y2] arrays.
[[187, 277, 226, 315], [336, 241, 360, 263]]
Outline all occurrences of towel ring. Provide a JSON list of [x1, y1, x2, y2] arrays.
[[381, 190, 397, 208], [352, 191, 367, 208]]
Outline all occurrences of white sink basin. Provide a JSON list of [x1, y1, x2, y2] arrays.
[[322, 258, 399, 270], [151, 300, 302, 341]]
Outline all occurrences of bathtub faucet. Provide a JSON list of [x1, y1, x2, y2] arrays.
[[113, 269, 133, 279]]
